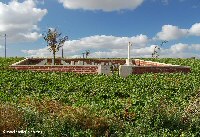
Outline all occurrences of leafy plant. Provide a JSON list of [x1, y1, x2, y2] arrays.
[[0, 57, 200, 136]]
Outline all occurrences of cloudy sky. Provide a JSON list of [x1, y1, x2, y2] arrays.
[[0, 0, 200, 58]]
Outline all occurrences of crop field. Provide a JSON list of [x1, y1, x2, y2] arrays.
[[0, 57, 200, 136]]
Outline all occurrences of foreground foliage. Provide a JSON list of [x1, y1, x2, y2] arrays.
[[0, 57, 200, 136]]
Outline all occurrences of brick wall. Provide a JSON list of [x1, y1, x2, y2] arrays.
[[10, 58, 191, 75], [10, 65, 98, 74], [132, 66, 191, 74]]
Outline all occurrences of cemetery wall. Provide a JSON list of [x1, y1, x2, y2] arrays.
[[10, 58, 191, 75], [132, 66, 191, 74], [10, 65, 98, 74]]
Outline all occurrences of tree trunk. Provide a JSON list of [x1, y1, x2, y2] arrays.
[[53, 51, 56, 65]]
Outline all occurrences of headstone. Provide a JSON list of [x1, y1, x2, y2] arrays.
[[71, 61, 74, 65], [78, 61, 84, 65], [119, 65, 133, 78], [61, 60, 67, 65], [84, 62, 88, 65], [98, 65, 111, 75]]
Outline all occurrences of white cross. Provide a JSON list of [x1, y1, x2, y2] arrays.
[[128, 42, 132, 61]]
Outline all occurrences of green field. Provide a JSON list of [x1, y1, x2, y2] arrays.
[[0, 57, 200, 137]]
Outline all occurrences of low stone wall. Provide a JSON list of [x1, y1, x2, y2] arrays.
[[132, 66, 191, 74], [134, 59, 173, 66], [10, 58, 191, 76], [10, 65, 98, 74], [119, 65, 191, 77]]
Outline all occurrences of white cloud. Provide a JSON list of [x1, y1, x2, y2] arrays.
[[155, 23, 200, 41], [158, 43, 200, 58], [0, 0, 47, 43], [170, 43, 188, 53], [155, 25, 188, 41], [21, 20, 200, 59], [58, 0, 144, 12], [22, 47, 51, 57], [66, 34, 148, 51], [0, 45, 3, 49], [35, 0, 45, 5], [22, 34, 149, 57], [189, 23, 200, 36], [190, 44, 200, 51], [22, 34, 200, 58], [21, 32, 42, 41], [0, 45, 4, 57], [161, 0, 169, 5]]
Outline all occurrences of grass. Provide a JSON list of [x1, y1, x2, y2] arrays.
[[0, 57, 200, 136]]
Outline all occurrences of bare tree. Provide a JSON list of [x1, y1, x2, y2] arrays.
[[82, 52, 85, 58], [85, 50, 90, 58], [152, 40, 168, 58], [43, 28, 67, 65]]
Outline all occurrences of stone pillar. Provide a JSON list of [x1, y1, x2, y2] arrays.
[[126, 42, 133, 66]]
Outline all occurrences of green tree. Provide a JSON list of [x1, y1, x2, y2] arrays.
[[43, 29, 67, 65]]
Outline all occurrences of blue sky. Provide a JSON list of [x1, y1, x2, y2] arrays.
[[0, 0, 200, 58]]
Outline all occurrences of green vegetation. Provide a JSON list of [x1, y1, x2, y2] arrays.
[[0, 57, 200, 136]]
